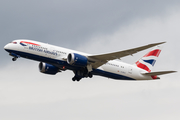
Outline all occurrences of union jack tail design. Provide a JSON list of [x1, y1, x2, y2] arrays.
[[135, 46, 162, 72]]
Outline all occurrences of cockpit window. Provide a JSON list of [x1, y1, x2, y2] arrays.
[[11, 42, 17, 44]]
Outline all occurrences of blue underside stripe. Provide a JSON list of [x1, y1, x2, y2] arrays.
[[5, 49, 135, 80]]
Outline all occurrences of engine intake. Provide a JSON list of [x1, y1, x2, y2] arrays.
[[39, 62, 59, 75], [67, 53, 88, 67]]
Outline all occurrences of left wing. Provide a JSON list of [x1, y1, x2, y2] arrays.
[[88, 42, 165, 68]]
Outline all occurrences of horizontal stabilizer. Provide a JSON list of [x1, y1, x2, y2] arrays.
[[142, 71, 177, 76]]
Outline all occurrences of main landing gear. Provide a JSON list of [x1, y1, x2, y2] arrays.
[[72, 65, 93, 82], [88, 72, 93, 78], [72, 76, 82, 82], [72, 71, 93, 82]]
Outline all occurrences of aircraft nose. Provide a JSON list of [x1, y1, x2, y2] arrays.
[[4, 44, 10, 51]]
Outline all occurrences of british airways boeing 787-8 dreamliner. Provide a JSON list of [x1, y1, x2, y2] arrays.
[[4, 39, 176, 81]]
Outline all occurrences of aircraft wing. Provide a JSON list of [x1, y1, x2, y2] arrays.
[[88, 42, 165, 68]]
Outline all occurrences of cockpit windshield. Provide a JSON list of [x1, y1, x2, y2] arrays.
[[11, 41, 17, 44]]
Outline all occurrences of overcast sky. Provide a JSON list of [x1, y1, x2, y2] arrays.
[[1, 0, 180, 120]]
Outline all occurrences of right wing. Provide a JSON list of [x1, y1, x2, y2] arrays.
[[88, 42, 166, 68]]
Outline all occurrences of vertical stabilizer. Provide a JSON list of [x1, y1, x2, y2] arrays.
[[135, 46, 162, 72]]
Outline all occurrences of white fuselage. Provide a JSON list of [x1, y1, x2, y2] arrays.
[[4, 39, 154, 80]]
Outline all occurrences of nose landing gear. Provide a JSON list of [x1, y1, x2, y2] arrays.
[[9, 53, 19, 61], [12, 57, 17, 61]]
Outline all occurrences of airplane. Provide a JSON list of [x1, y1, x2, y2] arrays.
[[4, 39, 176, 81]]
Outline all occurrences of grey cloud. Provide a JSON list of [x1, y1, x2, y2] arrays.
[[1, 0, 180, 44], [1, 80, 180, 120], [1, 0, 180, 65]]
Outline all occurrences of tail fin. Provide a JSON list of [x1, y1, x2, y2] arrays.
[[135, 46, 162, 72]]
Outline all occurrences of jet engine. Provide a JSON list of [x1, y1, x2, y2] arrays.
[[39, 62, 59, 75], [67, 53, 88, 67]]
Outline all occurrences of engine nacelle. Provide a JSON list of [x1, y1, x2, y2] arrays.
[[67, 53, 88, 67], [39, 62, 59, 75]]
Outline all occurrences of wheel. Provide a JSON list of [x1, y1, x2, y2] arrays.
[[77, 78, 80, 81], [72, 77, 76, 81], [72, 76, 82, 82], [88, 72, 93, 78], [12, 58, 17, 61]]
